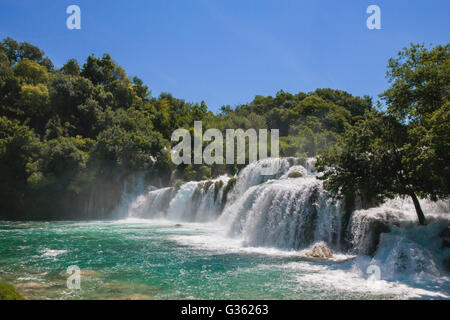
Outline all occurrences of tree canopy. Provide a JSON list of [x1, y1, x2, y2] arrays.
[[318, 44, 450, 225]]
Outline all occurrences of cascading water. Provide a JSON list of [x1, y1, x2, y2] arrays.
[[219, 176, 344, 250], [227, 158, 291, 202], [217, 157, 344, 250], [118, 157, 449, 282], [121, 175, 230, 222], [128, 187, 175, 219], [349, 198, 450, 279]]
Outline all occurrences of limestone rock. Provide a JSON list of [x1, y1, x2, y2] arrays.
[[305, 242, 333, 259]]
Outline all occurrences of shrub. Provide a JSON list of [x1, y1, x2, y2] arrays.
[[0, 283, 24, 300]]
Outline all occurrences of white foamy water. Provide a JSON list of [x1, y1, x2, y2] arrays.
[[41, 249, 67, 257]]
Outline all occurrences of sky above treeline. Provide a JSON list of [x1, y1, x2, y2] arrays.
[[0, 0, 449, 112]]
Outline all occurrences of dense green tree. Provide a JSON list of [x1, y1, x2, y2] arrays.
[[0, 50, 12, 79], [381, 44, 449, 123], [60, 59, 81, 76], [132, 76, 151, 102], [0, 116, 40, 215], [81, 54, 126, 86], [1, 37, 49, 68], [13, 59, 49, 85], [18, 83, 50, 117], [317, 112, 411, 213], [93, 125, 164, 170], [318, 44, 450, 225]]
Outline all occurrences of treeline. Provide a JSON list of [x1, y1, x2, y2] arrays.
[[0, 37, 209, 219], [0, 37, 447, 222]]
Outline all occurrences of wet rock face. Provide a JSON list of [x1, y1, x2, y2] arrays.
[[442, 240, 450, 249], [440, 227, 450, 249], [367, 220, 392, 255], [306, 242, 334, 258], [348, 210, 402, 256]]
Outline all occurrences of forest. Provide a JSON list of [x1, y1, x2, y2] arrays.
[[0, 37, 448, 222]]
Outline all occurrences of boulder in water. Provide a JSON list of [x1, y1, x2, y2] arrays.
[[305, 242, 333, 259]]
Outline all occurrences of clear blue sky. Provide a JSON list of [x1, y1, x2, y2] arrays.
[[0, 0, 449, 112]]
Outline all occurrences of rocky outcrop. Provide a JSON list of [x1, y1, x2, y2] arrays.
[[305, 242, 334, 259], [348, 210, 402, 256]]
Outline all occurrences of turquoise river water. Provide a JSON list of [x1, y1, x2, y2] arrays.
[[1, 218, 448, 300]]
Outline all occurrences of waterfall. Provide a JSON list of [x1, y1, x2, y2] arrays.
[[229, 158, 290, 198], [219, 177, 344, 249], [123, 175, 230, 222], [118, 157, 449, 278], [128, 187, 175, 219], [348, 197, 450, 278]]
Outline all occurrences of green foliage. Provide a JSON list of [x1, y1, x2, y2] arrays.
[[318, 44, 450, 225], [61, 59, 80, 76], [203, 180, 213, 191], [1, 37, 46, 66], [183, 165, 212, 182], [0, 283, 24, 300], [214, 180, 224, 202], [39, 137, 89, 179], [94, 124, 163, 170], [174, 179, 184, 191], [317, 111, 405, 202], [381, 44, 450, 199], [81, 54, 126, 86], [14, 59, 49, 84], [381, 44, 449, 123], [0, 50, 12, 79], [0, 116, 40, 215], [222, 177, 237, 207], [18, 83, 50, 116], [230, 89, 367, 157], [288, 171, 304, 178]]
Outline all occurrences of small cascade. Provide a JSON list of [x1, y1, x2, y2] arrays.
[[110, 173, 148, 219], [348, 197, 450, 278], [349, 198, 450, 255], [128, 187, 175, 219], [166, 175, 230, 222], [125, 176, 230, 222]]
